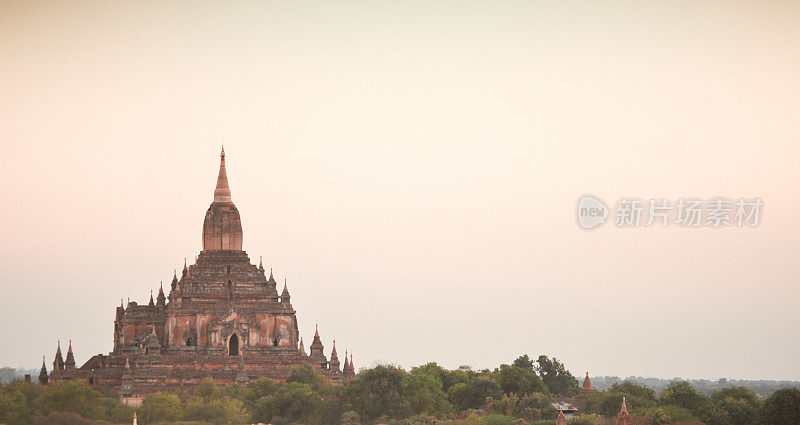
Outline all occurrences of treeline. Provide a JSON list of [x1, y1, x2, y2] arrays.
[[589, 376, 800, 398], [1, 355, 799, 425], [582, 380, 800, 425], [0, 369, 37, 386]]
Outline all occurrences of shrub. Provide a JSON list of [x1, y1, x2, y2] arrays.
[[31, 411, 92, 425], [484, 413, 516, 425], [659, 404, 694, 423], [643, 408, 669, 425]]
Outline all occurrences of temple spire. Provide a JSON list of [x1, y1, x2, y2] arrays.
[[38, 355, 48, 385], [53, 341, 64, 371], [213, 146, 232, 203], [556, 409, 566, 425], [157, 282, 166, 306], [65, 340, 76, 369], [615, 397, 632, 425], [281, 279, 291, 304], [329, 339, 340, 372]]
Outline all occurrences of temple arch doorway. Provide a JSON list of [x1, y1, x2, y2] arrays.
[[229, 333, 239, 356]]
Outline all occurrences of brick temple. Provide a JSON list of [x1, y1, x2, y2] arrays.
[[39, 148, 355, 405]]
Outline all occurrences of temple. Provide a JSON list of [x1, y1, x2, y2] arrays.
[[575, 371, 593, 408], [616, 397, 632, 425], [40, 148, 355, 405]]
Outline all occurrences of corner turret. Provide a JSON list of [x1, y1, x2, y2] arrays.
[[308, 324, 327, 368], [38, 356, 48, 385], [329, 339, 340, 372], [64, 340, 76, 369], [53, 341, 64, 371]]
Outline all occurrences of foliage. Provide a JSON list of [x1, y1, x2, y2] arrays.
[[30, 411, 93, 425], [588, 375, 800, 398], [708, 386, 761, 425], [14, 355, 792, 425], [657, 404, 694, 423], [343, 364, 411, 421], [451, 376, 503, 411], [512, 355, 535, 370], [587, 381, 656, 417], [659, 381, 710, 416], [140, 392, 185, 424], [286, 364, 324, 392], [761, 388, 800, 425], [252, 381, 323, 424], [566, 414, 602, 425], [184, 394, 248, 425], [36, 380, 105, 418], [535, 356, 578, 396], [642, 408, 670, 425], [483, 413, 516, 425], [412, 362, 468, 393], [515, 392, 556, 420], [0, 384, 32, 425], [405, 367, 455, 417], [243, 377, 276, 412], [497, 365, 548, 397]]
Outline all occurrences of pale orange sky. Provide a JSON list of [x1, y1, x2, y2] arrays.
[[1, 1, 799, 380]]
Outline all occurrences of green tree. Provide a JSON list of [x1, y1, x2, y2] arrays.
[[515, 392, 556, 420], [447, 382, 470, 411], [411, 362, 467, 393], [497, 365, 548, 396], [253, 382, 323, 424], [709, 386, 760, 425], [185, 394, 248, 425], [643, 408, 670, 425], [535, 356, 578, 396], [31, 411, 92, 425], [194, 377, 221, 400], [404, 368, 454, 417], [3, 381, 42, 411], [244, 377, 277, 413], [0, 386, 32, 425], [453, 376, 502, 410], [761, 388, 800, 425], [343, 365, 410, 421], [512, 355, 534, 370], [139, 392, 185, 424], [36, 380, 103, 418], [659, 405, 694, 423], [593, 381, 657, 417], [287, 364, 325, 392], [567, 415, 602, 425], [108, 402, 136, 424], [659, 381, 710, 416]]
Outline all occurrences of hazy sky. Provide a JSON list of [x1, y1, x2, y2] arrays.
[[1, 1, 799, 381]]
